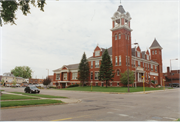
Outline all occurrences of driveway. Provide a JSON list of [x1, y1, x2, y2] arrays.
[[1, 87, 179, 121]]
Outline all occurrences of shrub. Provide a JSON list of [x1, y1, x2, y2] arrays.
[[68, 84, 79, 88], [151, 80, 155, 84], [49, 86, 56, 89]]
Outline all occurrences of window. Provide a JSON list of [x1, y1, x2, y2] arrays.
[[119, 56, 121, 65], [110, 83, 112, 86], [147, 55, 149, 60], [96, 83, 98, 86], [72, 72, 77, 80], [90, 72, 93, 80], [138, 61, 140, 66], [119, 34, 121, 39], [63, 73, 67, 80], [128, 56, 130, 65], [145, 63, 147, 70], [152, 51, 154, 55], [117, 70, 120, 76], [142, 62, 144, 68], [95, 51, 100, 56], [137, 52, 140, 57], [155, 66, 157, 72], [125, 34, 127, 39], [151, 65, 153, 71], [131, 60, 133, 67], [115, 34, 117, 40], [91, 61, 93, 68], [117, 82, 119, 86], [95, 60, 99, 68], [115, 56, 118, 65], [128, 35, 129, 40], [95, 72, 99, 80], [155, 50, 157, 54], [71, 83, 73, 85]]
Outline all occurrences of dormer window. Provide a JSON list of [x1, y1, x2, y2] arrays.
[[118, 34, 121, 39], [95, 51, 100, 56], [137, 52, 140, 57], [125, 19, 128, 25], [147, 55, 149, 60], [115, 34, 117, 40]]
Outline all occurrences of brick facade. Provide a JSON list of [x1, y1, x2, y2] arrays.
[[53, 4, 163, 88]]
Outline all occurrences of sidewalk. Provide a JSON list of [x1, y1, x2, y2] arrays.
[[1, 91, 81, 104]]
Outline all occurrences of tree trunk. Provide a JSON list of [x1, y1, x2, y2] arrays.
[[82, 81, 84, 87]]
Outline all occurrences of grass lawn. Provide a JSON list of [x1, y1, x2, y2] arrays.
[[1, 99, 63, 107], [59, 86, 164, 92], [1, 94, 39, 100], [1, 90, 4, 91], [11, 92, 67, 98]]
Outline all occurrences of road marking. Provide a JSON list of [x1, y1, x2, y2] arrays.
[[51, 115, 90, 121], [119, 114, 129, 117], [163, 117, 176, 120], [146, 120, 158, 121], [52, 117, 72, 121]]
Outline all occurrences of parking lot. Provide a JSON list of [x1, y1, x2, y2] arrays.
[[1, 87, 180, 121]]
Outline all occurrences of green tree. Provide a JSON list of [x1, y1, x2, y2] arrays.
[[11, 66, 32, 78], [78, 52, 90, 87], [43, 77, 51, 88], [98, 49, 114, 88], [0, 0, 46, 26], [1, 79, 5, 86], [120, 70, 135, 87], [12, 78, 17, 86]]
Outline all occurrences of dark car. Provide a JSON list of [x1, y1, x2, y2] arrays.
[[169, 83, 179, 87], [24, 85, 40, 93]]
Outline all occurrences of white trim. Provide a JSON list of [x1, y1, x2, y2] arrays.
[[57, 81, 70, 83], [70, 70, 78, 73], [150, 72, 158, 76]]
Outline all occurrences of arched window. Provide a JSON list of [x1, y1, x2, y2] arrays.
[[118, 33, 121, 39], [115, 34, 117, 40], [117, 69, 120, 76]]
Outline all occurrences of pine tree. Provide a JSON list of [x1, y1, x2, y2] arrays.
[[98, 49, 114, 88], [78, 52, 90, 87], [120, 70, 135, 87], [43, 77, 51, 88]]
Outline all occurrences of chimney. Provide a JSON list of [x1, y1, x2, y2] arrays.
[[167, 67, 170, 74]]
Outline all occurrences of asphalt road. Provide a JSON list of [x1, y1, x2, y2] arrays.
[[1, 87, 180, 121]]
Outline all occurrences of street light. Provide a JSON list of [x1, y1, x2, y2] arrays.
[[46, 69, 49, 77], [170, 58, 178, 87], [127, 42, 138, 92]]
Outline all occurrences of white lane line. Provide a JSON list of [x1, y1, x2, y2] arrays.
[[146, 120, 158, 121], [119, 114, 129, 117], [163, 117, 176, 120]]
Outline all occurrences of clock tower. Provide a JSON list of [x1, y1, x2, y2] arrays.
[[111, 4, 133, 81]]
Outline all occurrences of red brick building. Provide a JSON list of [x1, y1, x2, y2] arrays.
[[163, 67, 180, 86], [53, 4, 163, 88], [29, 78, 44, 84]]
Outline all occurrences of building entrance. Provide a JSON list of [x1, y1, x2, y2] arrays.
[[62, 83, 66, 88]]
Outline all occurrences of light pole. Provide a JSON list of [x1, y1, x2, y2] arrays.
[[126, 42, 138, 92], [132, 43, 138, 88], [46, 69, 49, 77], [170, 58, 178, 87], [149, 75, 151, 87]]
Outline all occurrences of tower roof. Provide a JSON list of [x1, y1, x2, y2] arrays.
[[149, 38, 162, 49], [117, 5, 126, 14]]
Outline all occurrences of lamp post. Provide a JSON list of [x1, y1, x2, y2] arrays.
[[149, 75, 151, 87], [126, 42, 138, 92], [170, 58, 178, 87], [46, 69, 49, 77]]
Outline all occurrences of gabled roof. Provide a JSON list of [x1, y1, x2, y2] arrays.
[[141, 51, 145, 59], [101, 47, 112, 55], [131, 47, 136, 56], [66, 63, 79, 70], [117, 5, 125, 14], [149, 38, 162, 49]]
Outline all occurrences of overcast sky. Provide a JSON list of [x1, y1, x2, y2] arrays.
[[0, 0, 179, 78]]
